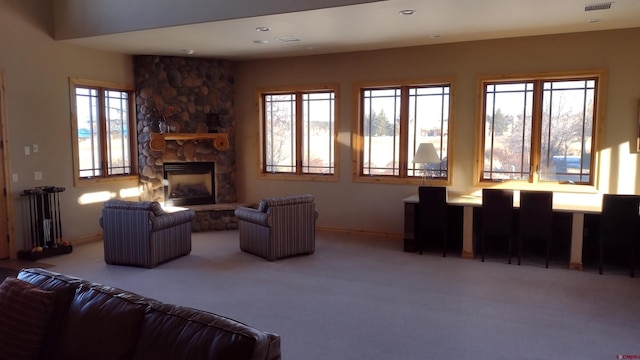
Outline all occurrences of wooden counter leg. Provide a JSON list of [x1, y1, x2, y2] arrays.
[[461, 206, 475, 259], [403, 202, 417, 252], [569, 212, 584, 271]]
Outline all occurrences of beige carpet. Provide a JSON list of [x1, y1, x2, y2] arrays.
[[24, 230, 640, 360], [0, 259, 53, 280], [0, 259, 53, 271]]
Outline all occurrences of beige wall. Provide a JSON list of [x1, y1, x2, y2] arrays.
[[234, 28, 640, 235], [0, 1, 135, 251], [3, 0, 640, 250]]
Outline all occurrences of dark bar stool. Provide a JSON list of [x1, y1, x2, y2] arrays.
[[418, 186, 448, 257], [480, 189, 514, 263], [598, 194, 640, 277], [518, 190, 554, 267]]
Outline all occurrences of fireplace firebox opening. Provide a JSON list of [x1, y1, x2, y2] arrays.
[[163, 162, 215, 206]]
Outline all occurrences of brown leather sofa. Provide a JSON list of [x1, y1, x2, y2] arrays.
[[15, 268, 281, 360]]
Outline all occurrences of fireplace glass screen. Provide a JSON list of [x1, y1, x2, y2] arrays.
[[163, 162, 215, 206]]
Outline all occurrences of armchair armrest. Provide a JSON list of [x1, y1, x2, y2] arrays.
[[151, 209, 196, 232], [235, 207, 270, 227]]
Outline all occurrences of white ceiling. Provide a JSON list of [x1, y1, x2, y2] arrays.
[[60, 0, 640, 60]]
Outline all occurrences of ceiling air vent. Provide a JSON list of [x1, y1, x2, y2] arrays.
[[584, 2, 613, 11], [277, 36, 301, 43]]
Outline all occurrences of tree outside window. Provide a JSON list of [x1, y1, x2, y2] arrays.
[[260, 85, 338, 181], [480, 71, 603, 186], [354, 80, 452, 185]]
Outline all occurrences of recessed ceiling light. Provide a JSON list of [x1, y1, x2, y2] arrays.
[[399, 9, 416, 15], [587, 18, 601, 23], [430, 34, 441, 39], [256, 27, 271, 32], [253, 40, 269, 44], [181, 49, 194, 55]]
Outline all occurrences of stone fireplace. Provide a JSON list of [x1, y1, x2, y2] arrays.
[[134, 55, 236, 205]]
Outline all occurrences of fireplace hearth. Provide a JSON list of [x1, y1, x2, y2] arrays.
[[163, 162, 215, 206]]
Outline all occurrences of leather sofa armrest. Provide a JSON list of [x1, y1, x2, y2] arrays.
[[235, 207, 270, 226], [151, 209, 196, 232]]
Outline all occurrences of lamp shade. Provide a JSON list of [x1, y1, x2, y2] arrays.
[[413, 143, 440, 164]]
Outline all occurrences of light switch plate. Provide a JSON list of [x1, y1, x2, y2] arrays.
[[12, 173, 18, 182], [34, 171, 43, 180], [24, 146, 30, 155]]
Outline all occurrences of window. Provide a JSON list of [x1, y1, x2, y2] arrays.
[[259, 85, 338, 181], [478, 70, 604, 187], [353, 80, 453, 184], [70, 78, 137, 185]]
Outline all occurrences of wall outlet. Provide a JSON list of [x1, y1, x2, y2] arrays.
[[32, 144, 38, 153], [34, 171, 43, 180], [12, 173, 18, 182]]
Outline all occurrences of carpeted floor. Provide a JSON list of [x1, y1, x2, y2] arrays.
[[0, 267, 18, 281], [15, 230, 640, 360], [0, 259, 52, 281]]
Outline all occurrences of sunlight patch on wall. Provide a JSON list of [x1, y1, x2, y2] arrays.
[[78, 191, 115, 205], [616, 141, 636, 193], [119, 186, 141, 199], [598, 146, 611, 193]]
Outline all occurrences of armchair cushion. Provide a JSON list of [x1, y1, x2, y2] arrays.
[[152, 209, 197, 232], [234, 207, 270, 227], [257, 194, 316, 211], [101, 200, 170, 231], [103, 199, 165, 215]]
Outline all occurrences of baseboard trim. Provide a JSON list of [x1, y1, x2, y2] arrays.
[[69, 233, 103, 246], [317, 226, 403, 240], [569, 262, 583, 271], [461, 251, 475, 260]]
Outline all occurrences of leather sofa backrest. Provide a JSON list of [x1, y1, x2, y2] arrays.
[[132, 303, 281, 360], [52, 284, 150, 360], [17, 268, 282, 360], [18, 268, 151, 360]]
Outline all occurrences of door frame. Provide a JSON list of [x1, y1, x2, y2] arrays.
[[0, 71, 16, 259]]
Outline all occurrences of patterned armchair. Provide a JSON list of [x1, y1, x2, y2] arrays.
[[234, 194, 319, 261], [99, 199, 196, 268]]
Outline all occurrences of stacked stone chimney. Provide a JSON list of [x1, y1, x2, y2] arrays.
[[134, 55, 236, 204]]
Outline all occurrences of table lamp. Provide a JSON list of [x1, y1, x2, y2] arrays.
[[413, 143, 440, 185]]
